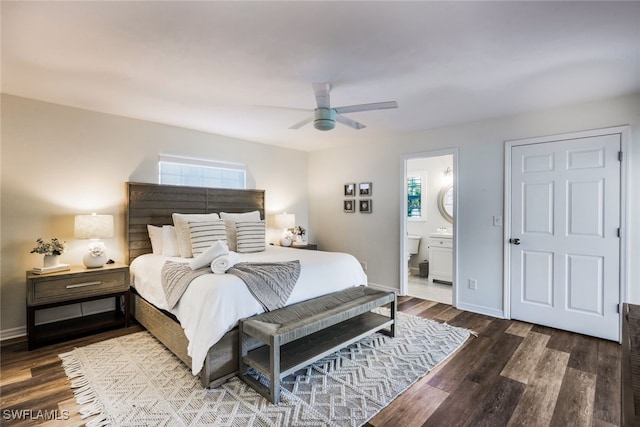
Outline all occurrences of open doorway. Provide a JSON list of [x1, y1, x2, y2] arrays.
[[400, 149, 457, 306]]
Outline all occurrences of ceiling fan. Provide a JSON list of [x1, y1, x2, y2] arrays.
[[257, 83, 398, 131]]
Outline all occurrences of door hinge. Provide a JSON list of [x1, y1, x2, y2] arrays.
[[617, 303, 620, 314], [618, 151, 623, 161], [617, 228, 621, 238]]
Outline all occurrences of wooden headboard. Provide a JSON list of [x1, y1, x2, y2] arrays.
[[126, 182, 265, 263]]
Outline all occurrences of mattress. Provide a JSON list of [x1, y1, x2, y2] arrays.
[[130, 245, 368, 374]]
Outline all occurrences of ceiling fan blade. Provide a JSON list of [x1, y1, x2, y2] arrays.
[[334, 101, 398, 115], [336, 114, 366, 130], [312, 83, 331, 109], [253, 105, 312, 113], [289, 116, 314, 129]]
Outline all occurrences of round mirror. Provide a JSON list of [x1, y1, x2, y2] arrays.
[[437, 183, 454, 223]]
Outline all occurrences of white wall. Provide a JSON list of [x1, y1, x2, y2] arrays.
[[4, 93, 638, 337], [309, 93, 640, 317], [1, 94, 309, 337]]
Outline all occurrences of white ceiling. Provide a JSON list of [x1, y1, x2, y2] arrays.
[[3, 1, 639, 152]]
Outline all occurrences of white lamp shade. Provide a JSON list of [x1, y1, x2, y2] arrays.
[[74, 214, 114, 239], [275, 213, 295, 230]]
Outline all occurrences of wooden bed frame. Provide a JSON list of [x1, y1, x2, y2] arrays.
[[126, 182, 265, 387]]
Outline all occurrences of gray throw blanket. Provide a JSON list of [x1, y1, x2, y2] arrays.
[[160, 260, 301, 312], [161, 261, 210, 310], [228, 261, 300, 311]]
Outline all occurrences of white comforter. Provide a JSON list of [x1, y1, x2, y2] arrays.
[[130, 245, 367, 375]]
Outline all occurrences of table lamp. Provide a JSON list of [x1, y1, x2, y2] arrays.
[[275, 213, 295, 247], [74, 213, 114, 268]]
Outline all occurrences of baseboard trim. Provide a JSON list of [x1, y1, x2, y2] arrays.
[[456, 301, 505, 319], [1, 326, 26, 341]]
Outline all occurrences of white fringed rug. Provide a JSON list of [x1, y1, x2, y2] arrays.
[[60, 310, 471, 427]]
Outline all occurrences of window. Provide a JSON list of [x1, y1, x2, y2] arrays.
[[407, 173, 426, 220], [159, 155, 246, 189]]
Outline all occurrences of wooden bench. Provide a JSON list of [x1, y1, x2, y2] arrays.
[[238, 286, 397, 404]]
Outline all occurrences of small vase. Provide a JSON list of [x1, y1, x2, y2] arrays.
[[295, 235, 304, 245], [43, 255, 60, 267]]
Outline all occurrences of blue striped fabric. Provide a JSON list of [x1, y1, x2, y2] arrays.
[[235, 221, 265, 253], [188, 220, 227, 256]]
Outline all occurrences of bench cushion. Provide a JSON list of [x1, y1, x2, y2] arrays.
[[242, 286, 394, 344]]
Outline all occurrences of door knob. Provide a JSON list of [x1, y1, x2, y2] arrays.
[[509, 238, 521, 245]]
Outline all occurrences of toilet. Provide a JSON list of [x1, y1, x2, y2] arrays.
[[407, 235, 421, 257]]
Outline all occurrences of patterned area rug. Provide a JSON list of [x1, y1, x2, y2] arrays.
[[60, 310, 471, 426]]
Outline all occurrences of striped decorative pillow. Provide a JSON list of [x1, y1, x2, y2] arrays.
[[173, 213, 220, 258], [235, 221, 265, 253], [188, 220, 227, 256], [220, 211, 261, 251]]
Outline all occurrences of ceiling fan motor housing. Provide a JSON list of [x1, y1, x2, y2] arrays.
[[314, 108, 336, 131]]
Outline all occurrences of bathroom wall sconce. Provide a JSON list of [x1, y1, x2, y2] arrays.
[[443, 167, 453, 184]]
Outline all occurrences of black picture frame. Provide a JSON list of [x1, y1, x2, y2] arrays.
[[359, 182, 372, 196], [359, 199, 372, 213], [344, 183, 356, 197], [344, 199, 355, 213]]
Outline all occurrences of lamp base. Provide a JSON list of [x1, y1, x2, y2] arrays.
[[279, 236, 292, 247], [83, 253, 107, 268]]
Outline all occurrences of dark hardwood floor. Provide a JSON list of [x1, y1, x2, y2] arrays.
[[1, 296, 621, 426]]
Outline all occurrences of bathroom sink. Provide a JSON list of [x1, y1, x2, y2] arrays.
[[429, 232, 452, 238]]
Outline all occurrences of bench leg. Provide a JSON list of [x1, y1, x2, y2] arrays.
[[270, 336, 281, 404], [390, 293, 397, 337], [238, 321, 282, 405]]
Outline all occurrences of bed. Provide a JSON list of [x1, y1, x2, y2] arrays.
[[126, 182, 367, 387]]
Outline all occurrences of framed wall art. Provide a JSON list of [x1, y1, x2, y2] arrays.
[[344, 199, 355, 213], [359, 199, 372, 213], [359, 182, 372, 196], [344, 183, 356, 197]]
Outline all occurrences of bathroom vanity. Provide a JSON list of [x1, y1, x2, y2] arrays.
[[428, 233, 452, 284]]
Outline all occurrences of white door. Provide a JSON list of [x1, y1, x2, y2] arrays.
[[510, 134, 621, 340]]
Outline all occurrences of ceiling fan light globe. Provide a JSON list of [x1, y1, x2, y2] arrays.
[[314, 108, 336, 131], [314, 119, 336, 131]]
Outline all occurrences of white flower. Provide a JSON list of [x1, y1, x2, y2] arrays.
[[87, 241, 105, 257]]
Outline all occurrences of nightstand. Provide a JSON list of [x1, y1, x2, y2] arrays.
[[26, 263, 130, 350], [290, 244, 318, 250]]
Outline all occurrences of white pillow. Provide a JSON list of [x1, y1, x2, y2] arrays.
[[147, 225, 163, 255], [219, 211, 261, 251], [172, 213, 220, 258], [188, 220, 227, 256], [235, 220, 266, 253], [161, 225, 180, 257]]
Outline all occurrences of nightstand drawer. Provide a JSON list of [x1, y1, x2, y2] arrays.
[[29, 270, 128, 305]]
